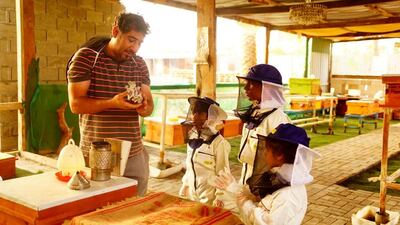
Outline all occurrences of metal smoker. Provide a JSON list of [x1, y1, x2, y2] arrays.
[[89, 141, 114, 181]]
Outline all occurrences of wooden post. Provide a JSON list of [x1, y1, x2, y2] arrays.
[[379, 107, 391, 215], [15, 0, 35, 152], [265, 26, 271, 64], [195, 0, 216, 99], [304, 37, 310, 78]]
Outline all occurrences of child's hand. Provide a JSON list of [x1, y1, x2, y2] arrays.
[[215, 167, 240, 193], [179, 185, 189, 197], [215, 200, 224, 208], [237, 186, 256, 206]]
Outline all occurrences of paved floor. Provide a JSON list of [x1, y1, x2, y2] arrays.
[[13, 123, 400, 224], [146, 124, 400, 225]]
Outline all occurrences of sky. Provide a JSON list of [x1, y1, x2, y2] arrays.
[[120, 0, 243, 59]]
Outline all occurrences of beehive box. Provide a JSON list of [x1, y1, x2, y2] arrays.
[[144, 118, 185, 146], [289, 78, 321, 95], [221, 117, 243, 137], [0, 152, 16, 180], [317, 96, 338, 109], [290, 97, 321, 110], [382, 75, 400, 108], [346, 100, 381, 115]]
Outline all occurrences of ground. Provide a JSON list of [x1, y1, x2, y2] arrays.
[[13, 123, 400, 224]]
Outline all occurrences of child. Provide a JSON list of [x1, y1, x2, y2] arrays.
[[179, 97, 231, 208], [235, 64, 291, 186], [220, 123, 320, 225]]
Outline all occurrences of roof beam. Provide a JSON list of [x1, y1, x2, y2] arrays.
[[142, 0, 196, 12], [217, 0, 398, 15], [327, 29, 400, 37], [248, 0, 282, 6], [365, 4, 395, 17], [222, 15, 271, 27], [277, 17, 400, 30]]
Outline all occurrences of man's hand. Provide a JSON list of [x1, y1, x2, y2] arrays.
[[110, 91, 143, 110], [136, 84, 154, 117]]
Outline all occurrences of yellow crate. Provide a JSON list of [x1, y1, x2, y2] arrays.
[[289, 78, 321, 95], [290, 98, 321, 110], [346, 100, 380, 115], [144, 119, 185, 146]]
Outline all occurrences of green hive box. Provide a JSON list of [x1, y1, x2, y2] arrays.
[[289, 78, 321, 95]]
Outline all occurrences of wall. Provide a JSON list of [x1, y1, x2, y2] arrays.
[[0, 0, 125, 151], [35, 0, 125, 83], [310, 38, 331, 92]]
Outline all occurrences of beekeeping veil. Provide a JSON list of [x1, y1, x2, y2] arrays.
[[234, 64, 286, 124], [246, 123, 321, 199], [181, 97, 227, 149]]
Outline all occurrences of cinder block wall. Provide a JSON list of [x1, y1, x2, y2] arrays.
[[35, 0, 125, 82], [0, 0, 124, 151]]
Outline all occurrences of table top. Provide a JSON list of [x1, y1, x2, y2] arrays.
[[0, 171, 137, 211], [0, 152, 15, 160]]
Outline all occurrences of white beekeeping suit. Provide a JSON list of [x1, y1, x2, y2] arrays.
[[179, 97, 231, 207], [237, 124, 321, 225], [235, 64, 291, 185]]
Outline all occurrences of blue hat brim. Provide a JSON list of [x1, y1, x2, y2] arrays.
[[236, 75, 287, 89], [266, 135, 321, 158]]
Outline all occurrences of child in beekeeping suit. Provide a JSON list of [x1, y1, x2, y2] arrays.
[[217, 123, 320, 225], [179, 96, 231, 208], [234, 64, 291, 187]]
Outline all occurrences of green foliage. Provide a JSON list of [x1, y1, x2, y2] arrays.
[[340, 154, 400, 196], [15, 168, 43, 178]]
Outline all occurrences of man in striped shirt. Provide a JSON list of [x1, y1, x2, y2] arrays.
[[67, 13, 153, 196]]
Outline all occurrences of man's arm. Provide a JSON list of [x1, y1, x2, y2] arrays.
[[136, 84, 154, 117], [68, 81, 142, 114]]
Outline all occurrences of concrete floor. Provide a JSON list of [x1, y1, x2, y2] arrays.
[[12, 123, 400, 224]]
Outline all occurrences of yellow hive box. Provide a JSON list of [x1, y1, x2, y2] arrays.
[[144, 118, 185, 146], [290, 97, 321, 110], [382, 75, 400, 108], [221, 117, 243, 137], [289, 78, 321, 95], [346, 100, 381, 115]]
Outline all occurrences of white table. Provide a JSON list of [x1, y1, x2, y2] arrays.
[[0, 171, 137, 225]]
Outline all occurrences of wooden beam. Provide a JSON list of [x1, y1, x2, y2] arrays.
[[222, 15, 271, 27], [278, 17, 400, 30], [265, 26, 270, 64], [248, 0, 282, 6], [379, 108, 391, 216], [142, 0, 196, 12], [332, 75, 382, 80], [333, 35, 400, 42], [0, 102, 23, 111], [16, 0, 36, 152], [217, 0, 398, 15], [365, 4, 395, 17], [195, 0, 216, 99]]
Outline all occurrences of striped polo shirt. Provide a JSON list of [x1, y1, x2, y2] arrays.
[[67, 42, 150, 158]]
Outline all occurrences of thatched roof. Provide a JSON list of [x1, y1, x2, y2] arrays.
[[143, 0, 400, 41]]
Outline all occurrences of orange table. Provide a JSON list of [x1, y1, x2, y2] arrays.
[[0, 171, 137, 225]]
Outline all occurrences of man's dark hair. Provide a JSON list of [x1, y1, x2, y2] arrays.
[[266, 138, 297, 164], [115, 12, 150, 35]]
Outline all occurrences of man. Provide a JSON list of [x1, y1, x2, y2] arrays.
[[67, 13, 153, 196]]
